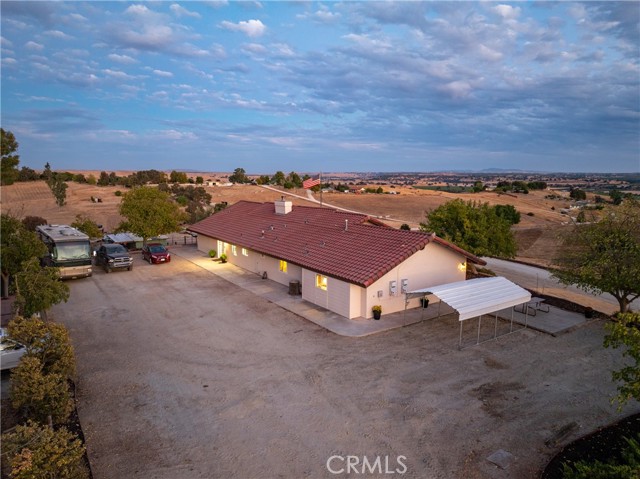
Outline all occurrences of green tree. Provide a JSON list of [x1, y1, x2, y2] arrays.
[[494, 204, 521, 225], [1, 128, 20, 185], [570, 188, 587, 201], [553, 200, 640, 313], [229, 167, 248, 184], [8, 315, 76, 378], [170, 170, 188, 183], [604, 312, 640, 408], [86, 173, 97, 185], [195, 176, 204, 184], [97, 171, 109, 186], [472, 181, 485, 193], [117, 186, 186, 245], [287, 171, 303, 188], [1, 214, 48, 298], [1, 420, 88, 479], [70, 214, 102, 239], [18, 166, 39, 182], [271, 170, 285, 186], [420, 199, 516, 258], [42, 162, 52, 182], [610, 189, 624, 206], [10, 356, 74, 425], [14, 258, 70, 318], [48, 175, 68, 206]]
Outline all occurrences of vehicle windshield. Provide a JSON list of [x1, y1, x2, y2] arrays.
[[148, 245, 166, 253], [106, 244, 128, 254], [53, 241, 92, 261]]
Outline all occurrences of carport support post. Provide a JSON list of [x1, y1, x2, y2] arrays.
[[494, 312, 498, 340], [459, 320, 463, 350], [477, 315, 482, 345]]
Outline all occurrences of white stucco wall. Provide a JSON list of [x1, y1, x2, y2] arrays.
[[363, 242, 466, 318], [196, 233, 467, 320]]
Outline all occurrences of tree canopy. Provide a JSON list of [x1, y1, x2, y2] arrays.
[[553, 200, 640, 313], [71, 214, 102, 239], [1, 214, 48, 298], [14, 258, 70, 318], [420, 199, 516, 258], [229, 167, 249, 184], [117, 186, 186, 244], [1, 128, 20, 185], [604, 311, 640, 408]]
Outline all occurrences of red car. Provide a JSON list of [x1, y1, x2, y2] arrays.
[[141, 244, 171, 264]]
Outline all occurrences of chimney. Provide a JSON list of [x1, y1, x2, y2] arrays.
[[275, 196, 292, 215]]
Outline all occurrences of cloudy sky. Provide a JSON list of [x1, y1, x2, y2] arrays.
[[1, 1, 639, 173]]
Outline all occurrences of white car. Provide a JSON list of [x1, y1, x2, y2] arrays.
[[1, 336, 26, 371]]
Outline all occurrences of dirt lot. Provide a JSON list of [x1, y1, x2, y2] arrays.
[[51, 248, 637, 479], [1, 180, 571, 266]]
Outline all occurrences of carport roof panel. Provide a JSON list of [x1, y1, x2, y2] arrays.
[[411, 277, 531, 321]]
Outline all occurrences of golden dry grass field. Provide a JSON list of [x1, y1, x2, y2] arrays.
[[1, 177, 574, 267]]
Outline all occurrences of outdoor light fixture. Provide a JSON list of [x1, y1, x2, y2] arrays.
[[458, 262, 467, 272]]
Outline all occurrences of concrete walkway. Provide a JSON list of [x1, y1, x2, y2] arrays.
[[174, 245, 458, 337]]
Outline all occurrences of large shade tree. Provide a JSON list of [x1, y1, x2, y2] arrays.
[[117, 186, 186, 245], [553, 200, 640, 313], [420, 199, 516, 258]]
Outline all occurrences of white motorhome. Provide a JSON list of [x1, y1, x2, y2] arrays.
[[36, 224, 93, 279]]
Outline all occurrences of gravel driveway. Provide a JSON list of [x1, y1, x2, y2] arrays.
[[51, 248, 638, 479]]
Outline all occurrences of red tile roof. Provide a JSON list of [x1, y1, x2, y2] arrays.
[[188, 201, 485, 287]]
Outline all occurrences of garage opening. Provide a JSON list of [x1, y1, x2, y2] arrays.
[[406, 277, 532, 349]]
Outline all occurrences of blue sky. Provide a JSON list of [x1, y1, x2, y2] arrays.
[[1, 1, 639, 173]]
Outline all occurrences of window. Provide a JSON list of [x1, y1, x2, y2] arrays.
[[316, 274, 328, 291], [231, 245, 237, 256], [279, 260, 287, 273], [242, 248, 248, 257]]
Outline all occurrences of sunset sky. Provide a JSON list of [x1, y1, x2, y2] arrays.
[[1, 1, 639, 173]]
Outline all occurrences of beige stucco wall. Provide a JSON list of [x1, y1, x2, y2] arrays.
[[363, 242, 466, 319], [198, 236, 302, 287], [197, 233, 466, 320]]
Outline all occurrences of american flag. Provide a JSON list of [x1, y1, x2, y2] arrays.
[[303, 177, 321, 189]]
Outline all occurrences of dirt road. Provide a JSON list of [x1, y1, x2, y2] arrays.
[[52, 248, 638, 479]]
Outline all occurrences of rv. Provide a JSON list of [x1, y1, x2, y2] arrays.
[[36, 225, 93, 279]]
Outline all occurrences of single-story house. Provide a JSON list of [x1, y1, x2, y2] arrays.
[[188, 198, 486, 319]]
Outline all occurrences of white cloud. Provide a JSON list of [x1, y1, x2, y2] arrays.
[[44, 30, 73, 40], [103, 69, 135, 80], [220, 19, 266, 38], [153, 69, 174, 78], [492, 4, 521, 20], [170, 4, 201, 19], [108, 53, 137, 64], [1, 36, 14, 47], [25, 41, 44, 51], [242, 42, 267, 55]]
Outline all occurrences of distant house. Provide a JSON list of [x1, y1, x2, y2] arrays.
[[188, 198, 485, 319]]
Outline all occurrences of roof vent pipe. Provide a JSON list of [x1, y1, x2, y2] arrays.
[[345, 219, 348, 231]]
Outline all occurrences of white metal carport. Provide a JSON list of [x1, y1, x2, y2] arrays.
[[406, 276, 532, 348]]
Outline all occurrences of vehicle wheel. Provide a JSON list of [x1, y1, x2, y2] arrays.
[[105, 266, 111, 274]]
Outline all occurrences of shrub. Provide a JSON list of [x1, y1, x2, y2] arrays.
[[400, 224, 411, 231], [208, 249, 217, 258], [7, 315, 76, 378], [527, 212, 535, 216], [114, 190, 122, 197], [219, 253, 227, 263], [10, 356, 74, 425], [1, 420, 88, 479], [561, 435, 640, 479]]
